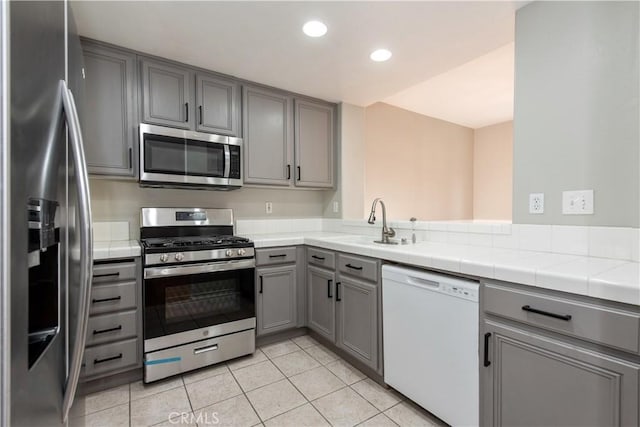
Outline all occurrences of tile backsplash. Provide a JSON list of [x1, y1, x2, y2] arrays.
[[93, 221, 130, 241]]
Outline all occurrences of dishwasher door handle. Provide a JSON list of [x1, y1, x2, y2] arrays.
[[406, 276, 440, 290]]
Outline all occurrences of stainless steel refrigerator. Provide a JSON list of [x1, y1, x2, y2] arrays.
[[0, 1, 93, 425]]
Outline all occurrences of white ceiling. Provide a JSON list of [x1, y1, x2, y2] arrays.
[[71, 1, 523, 128]]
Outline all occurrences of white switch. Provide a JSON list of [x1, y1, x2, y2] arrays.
[[265, 202, 273, 214], [562, 190, 594, 215], [332, 201, 339, 213], [529, 193, 544, 214]]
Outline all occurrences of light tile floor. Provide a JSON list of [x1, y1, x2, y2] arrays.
[[75, 335, 445, 427]]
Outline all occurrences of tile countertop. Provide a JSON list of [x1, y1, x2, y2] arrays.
[[93, 240, 141, 261], [242, 232, 640, 307]]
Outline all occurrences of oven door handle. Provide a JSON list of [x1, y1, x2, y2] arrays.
[[144, 259, 255, 279]]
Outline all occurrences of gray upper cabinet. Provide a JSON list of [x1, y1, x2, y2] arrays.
[[307, 265, 335, 342], [81, 41, 137, 176], [336, 276, 378, 371], [243, 86, 293, 185], [483, 319, 639, 427], [294, 99, 334, 188], [141, 58, 193, 129], [256, 265, 297, 336], [195, 73, 240, 136]]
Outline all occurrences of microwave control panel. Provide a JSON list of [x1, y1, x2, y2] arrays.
[[229, 146, 241, 179]]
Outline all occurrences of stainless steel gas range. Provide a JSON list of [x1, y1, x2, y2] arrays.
[[140, 208, 256, 383]]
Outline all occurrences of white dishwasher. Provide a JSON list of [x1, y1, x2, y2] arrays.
[[382, 264, 479, 427]]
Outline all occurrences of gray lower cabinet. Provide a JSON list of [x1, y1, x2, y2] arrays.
[[307, 265, 336, 342], [242, 86, 293, 185], [256, 264, 297, 336], [483, 319, 639, 426], [195, 72, 240, 136], [294, 98, 334, 188], [335, 276, 378, 370], [140, 58, 193, 129], [81, 258, 142, 382], [81, 40, 137, 176]]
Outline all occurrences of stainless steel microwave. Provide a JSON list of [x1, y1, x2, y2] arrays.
[[139, 124, 243, 190]]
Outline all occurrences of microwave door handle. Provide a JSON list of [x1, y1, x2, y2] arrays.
[[224, 144, 230, 178], [59, 81, 94, 422]]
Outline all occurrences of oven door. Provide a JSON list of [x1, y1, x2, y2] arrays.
[[143, 259, 255, 352], [139, 124, 233, 187]]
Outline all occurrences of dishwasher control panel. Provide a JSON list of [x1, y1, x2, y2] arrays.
[[440, 282, 479, 302]]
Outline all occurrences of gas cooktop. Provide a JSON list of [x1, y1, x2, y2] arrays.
[[141, 235, 252, 252]]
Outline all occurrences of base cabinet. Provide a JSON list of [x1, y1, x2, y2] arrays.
[[307, 265, 336, 342], [483, 320, 640, 427], [256, 265, 297, 336], [336, 277, 378, 370]]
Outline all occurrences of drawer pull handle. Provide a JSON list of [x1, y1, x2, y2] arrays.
[[94, 353, 122, 364], [92, 296, 122, 304], [93, 325, 122, 335], [522, 305, 572, 321], [259, 276, 263, 294], [345, 263, 363, 271], [336, 282, 341, 302], [194, 344, 218, 355], [268, 254, 287, 258], [93, 272, 120, 279], [327, 279, 333, 299], [483, 333, 491, 367], [311, 255, 325, 261]]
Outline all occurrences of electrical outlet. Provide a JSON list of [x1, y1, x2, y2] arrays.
[[529, 193, 544, 214], [332, 201, 339, 213], [265, 202, 273, 214], [562, 190, 594, 214]]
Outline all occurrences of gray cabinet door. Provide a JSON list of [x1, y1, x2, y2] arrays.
[[483, 319, 640, 427], [336, 276, 378, 370], [294, 99, 334, 188], [256, 265, 297, 336], [195, 73, 240, 136], [81, 42, 137, 176], [307, 265, 335, 342], [141, 58, 193, 129], [242, 86, 293, 185]]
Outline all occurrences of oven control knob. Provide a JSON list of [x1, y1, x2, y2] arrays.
[[159, 254, 169, 263], [225, 249, 235, 257], [175, 253, 184, 261], [238, 248, 246, 256]]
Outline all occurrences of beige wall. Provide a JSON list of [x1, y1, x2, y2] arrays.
[[90, 179, 326, 238], [363, 102, 474, 221], [473, 121, 513, 220]]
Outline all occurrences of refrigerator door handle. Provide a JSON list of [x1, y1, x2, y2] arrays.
[[59, 80, 93, 422]]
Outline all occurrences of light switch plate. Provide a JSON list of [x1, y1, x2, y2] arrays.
[[562, 190, 594, 215], [529, 193, 544, 214], [265, 202, 273, 214], [333, 201, 339, 213]]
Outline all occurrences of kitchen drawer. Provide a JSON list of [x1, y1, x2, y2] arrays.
[[256, 247, 296, 266], [82, 338, 139, 377], [484, 282, 640, 354], [92, 261, 137, 284], [86, 310, 137, 346], [90, 281, 137, 315], [307, 247, 335, 269], [338, 254, 378, 283]]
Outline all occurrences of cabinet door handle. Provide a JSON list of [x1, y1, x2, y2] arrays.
[[92, 296, 121, 304], [522, 305, 572, 321], [483, 333, 491, 367], [128, 148, 132, 169], [93, 272, 120, 279], [287, 165, 291, 180], [94, 353, 122, 365], [259, 276, 263, 293], [345, 263, 363, 271], [336, 282, 341, 302], [268, 254, 287, 258], [184, 102, 189, 122], [297, 166, 301, 181], [311, 255, 325, 261], [93, 325, 122, 335], [327, 279, 332, 299], [199, 105, 203, 124]]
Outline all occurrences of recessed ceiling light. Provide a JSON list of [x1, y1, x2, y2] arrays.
[[370, 49, 392, 62], [303, 20, 328, 37]]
